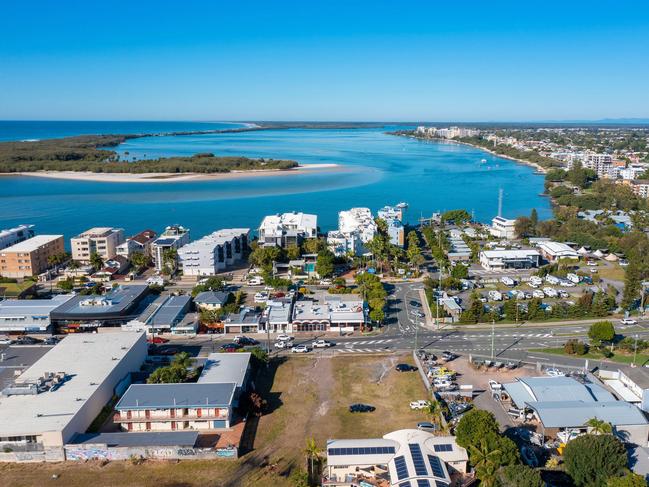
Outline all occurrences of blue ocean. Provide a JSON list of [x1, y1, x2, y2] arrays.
[[0, 121, 550, 242]]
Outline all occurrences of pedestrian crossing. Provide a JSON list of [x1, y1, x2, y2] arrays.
[[461, 333, 552, 338], [336, 348, 390, 354], [343, 339, 395, 346]]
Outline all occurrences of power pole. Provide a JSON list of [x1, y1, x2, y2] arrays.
[[634, 334, 638, 366], [491, 319, 495, 359]]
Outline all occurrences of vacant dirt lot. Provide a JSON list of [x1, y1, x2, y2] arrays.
[[0, 353, 429, 487]]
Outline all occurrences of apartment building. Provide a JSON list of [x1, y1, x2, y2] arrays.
[[489, 216, 517, 239], [0, 224, 35, 251], [114, 383, 236, 432], [71, 227, 124, 263], [327, 207, 376, 256], [116, 229, 157, 259], [0, 235, 65, 278], [626, 179, 649, 198], [178, 228, 249, 276], [258, 212, 317, 248], [151, 225, 190, 271]]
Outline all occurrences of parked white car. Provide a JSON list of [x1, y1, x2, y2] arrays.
[[291, 344, 310, 353], [410, 400, 428, 410], [248, 276, 264, 285], [276, 334, 294, 342], [254, 292, 269, 303], [545, 367, 565, 377], [312, 339, 333, 348], [488, 380, 502, 391]]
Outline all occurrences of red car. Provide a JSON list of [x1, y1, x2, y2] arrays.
[[147, 336, 169, 344]]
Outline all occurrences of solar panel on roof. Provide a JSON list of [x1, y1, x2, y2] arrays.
[[433, 444, 453, 452], [409, 443, 428, 476], [394, 455, 409, 480], [427, 455, 445, 478]]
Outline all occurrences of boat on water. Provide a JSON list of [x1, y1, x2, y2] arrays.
[[480, 158, 487, 164], [396, 202, 408, 209]]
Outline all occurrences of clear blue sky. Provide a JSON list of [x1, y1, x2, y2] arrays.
[[1, 1, 648, 122]]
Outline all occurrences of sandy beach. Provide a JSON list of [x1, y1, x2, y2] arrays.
[[5, 163, 341, 183]]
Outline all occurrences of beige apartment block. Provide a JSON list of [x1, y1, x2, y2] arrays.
[[71, 227, 124, 263], [0, 235, 64, 278]]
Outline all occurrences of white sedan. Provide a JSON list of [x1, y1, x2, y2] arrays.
[[410, 400, 428, 410], [312, 339, 333, 348]]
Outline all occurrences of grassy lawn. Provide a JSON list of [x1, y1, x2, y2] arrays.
[[0, 354, 429, 487], [0, 281, 36, 297], [595, 265, 625, 282], [530, 347, 649, 366]]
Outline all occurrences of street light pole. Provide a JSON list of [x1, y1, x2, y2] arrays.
[[633, 334, 638, 366]]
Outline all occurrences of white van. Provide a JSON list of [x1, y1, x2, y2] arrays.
[[566, 273, 580, 284]]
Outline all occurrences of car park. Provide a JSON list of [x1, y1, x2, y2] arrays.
[[220, 343, 243, 352], [349, 403, 375, 413], [410, 400, 428, 410], [395, 363, 418, 372], [291, 344, 310, 353], [312, 339, 333, 348]]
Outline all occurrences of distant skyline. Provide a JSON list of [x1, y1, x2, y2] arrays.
[[2, 1, 648, 121]]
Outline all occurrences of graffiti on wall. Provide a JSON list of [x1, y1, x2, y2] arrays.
[[65, 448, 111, 461]]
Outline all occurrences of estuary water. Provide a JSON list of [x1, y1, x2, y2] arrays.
[[0, 122, 550, 241]]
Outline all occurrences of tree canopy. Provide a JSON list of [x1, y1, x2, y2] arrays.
[[564, 434, 628, 487]]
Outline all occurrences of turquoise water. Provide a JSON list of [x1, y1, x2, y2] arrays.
[[0, 125, 550, 241]]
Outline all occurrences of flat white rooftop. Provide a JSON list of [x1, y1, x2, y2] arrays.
[[0, 332, 144, 439], [2, 235, 62, 253], [199, 352, 251, 388]]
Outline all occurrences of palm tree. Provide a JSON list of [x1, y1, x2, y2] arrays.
[[172, 352, 193, 369], [468, 438, 501, 472], [476, 460, 499, 487], [162, 248, 178, 275], [89, 252, 104, 271], [586, 417, 613, 435], [304, 437, 322, 483]]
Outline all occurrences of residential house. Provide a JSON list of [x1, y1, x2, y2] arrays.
[[116, 229, 157, 259], [194, 291, 230, 310]]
